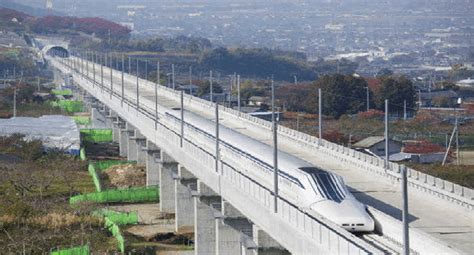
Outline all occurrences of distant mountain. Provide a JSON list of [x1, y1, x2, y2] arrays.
[[0, 0, 63, 17]]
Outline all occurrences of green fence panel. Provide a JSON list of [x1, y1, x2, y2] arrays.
[[51, 100, 84, 113], [51, 89, 73, 96], [88, 164, 102, 192], [104, 217, 125, 253], [79, 148, 86, 161], [80, 129, 113, 143], [92, 160, 135, 171], [70, 186, 160, 205], [50, 245, 89, 255], [72, 116, 91, 126], [94, 209, 138, 225]]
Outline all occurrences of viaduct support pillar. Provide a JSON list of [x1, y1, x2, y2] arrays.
[[174, 166, 197, 233], [130, 129, 146, 165], [145, 140, 160, 186], [126, 125, 139, 161], [216, 200, 254, 255], [252, 225, 290, 255], [159, 151, 177, 213], [193, 181, 220, 255], [118, 121, 132, 158]]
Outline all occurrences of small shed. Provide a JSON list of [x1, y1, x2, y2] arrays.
[[353, 136, 402, 157]]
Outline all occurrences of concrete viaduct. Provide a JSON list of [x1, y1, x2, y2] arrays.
[[45, 49, 473, 254]]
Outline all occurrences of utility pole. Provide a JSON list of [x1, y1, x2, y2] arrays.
[[37, 76, 40, 91], [172, 64, 175, 90], [210, 70, 213, 102], [272, 77, 278, 213], [404, 100, 407, 121], [385, 99, 389, 169], [215, 101, 220, 173], [294, 75, 297, 86], [366, 86, 370, 112], [318, 88, 322, 146], [401, 164, 410, 255], [181, 90, 184, 148], [456, 116, 460, 165], [13, 88, 17, 117], [237, 75, 241, 114]]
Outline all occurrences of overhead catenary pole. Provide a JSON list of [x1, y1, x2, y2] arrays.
[[189, 66, 192, 95], [210, 70, 213, 102], [92, 52, 96, 87], [318, 88, 322, 146], [86, 51, 89, 77], [128, 56, 131, 75], [401, 164, 410, 255], [181, 90, 184, 148], [215, 101, 220, 173], [110, 53, 113, 99], [121, 55, 124, 106], [385, 99, 389, 169], [237, 75, 241, 114], [155, 61, 160, 129], [145, 60, 148, 81], [136, 58, 140, 111], [272, 77, 278, 213], [172, 64, 175, 90], [100, 54, 104, 92], [37, 76, 40, 92]]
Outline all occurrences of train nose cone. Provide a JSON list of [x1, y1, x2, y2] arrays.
[[310, 199, 374, 232]]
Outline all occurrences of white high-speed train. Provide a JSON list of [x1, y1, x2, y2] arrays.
[[165, 109, 374, 232]]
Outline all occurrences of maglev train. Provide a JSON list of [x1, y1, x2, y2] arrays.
[[165, 109, 375, 232]]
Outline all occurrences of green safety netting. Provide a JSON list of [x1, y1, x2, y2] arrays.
[[80, 129, 113, 143], [50, 245, 89, 255], [79, 148, 86, 161], [87, 164, 102, 192], [104, 217, 125, 253], [51, 89, 73, 96], [92, 160, 136, 171], [72, 116, 91, 125], [70, 186, 159, 205], [93, 209, 138, 225], [51, 100, 84, 113]]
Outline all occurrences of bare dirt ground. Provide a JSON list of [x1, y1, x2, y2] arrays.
[[102, 164, 146, 188], [108, 203, 194, 254], [459, 151, 474, 165]]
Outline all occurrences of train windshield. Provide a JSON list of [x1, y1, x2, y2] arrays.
[[300, 167, 347, 203]]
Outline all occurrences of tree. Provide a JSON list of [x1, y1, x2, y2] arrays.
[[376, 76, 416, 113], [312, 74, 369, 118], [277, 83, 312, 112], [375, 68, 393, 78], [196, 80, 223, 97]]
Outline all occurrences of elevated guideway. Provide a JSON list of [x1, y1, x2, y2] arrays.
[[50, 55, 472, 254]]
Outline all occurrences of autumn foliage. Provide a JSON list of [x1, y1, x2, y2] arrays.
[[30, 16, 131, 39], [403, 140, 445, 153], [358, 109, 384, 119]]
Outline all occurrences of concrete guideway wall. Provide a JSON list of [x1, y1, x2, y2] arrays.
[[52, 58, 382, 255], [367, 207, 462, 255]]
